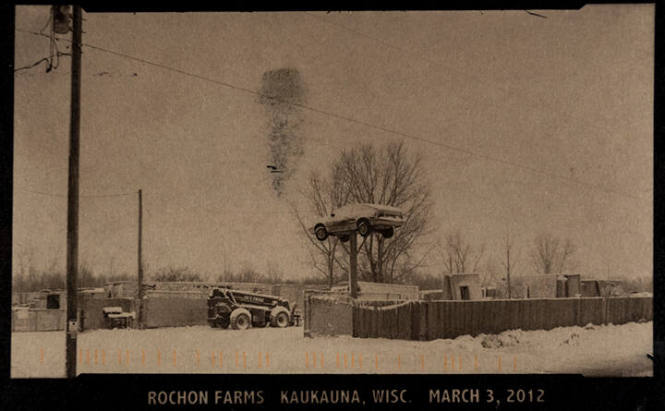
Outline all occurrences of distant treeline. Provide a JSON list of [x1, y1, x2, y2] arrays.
[[12, 265, 330, 293], [12, 267, 135, 292], [12, 264, 653, 294]]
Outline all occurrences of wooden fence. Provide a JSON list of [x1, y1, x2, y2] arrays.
[[352, 297, 652, 340]]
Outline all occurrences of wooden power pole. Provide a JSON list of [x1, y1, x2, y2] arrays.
[[65, 5, 82, 379], [349, 232, 358, 298], [506, 243, 512, 299], [137, 189, 144, 328]]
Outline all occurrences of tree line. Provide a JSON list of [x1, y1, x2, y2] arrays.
[[13, 140, 651, 294]]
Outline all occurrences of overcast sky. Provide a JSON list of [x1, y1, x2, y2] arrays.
[[13, 5, 653, 281]]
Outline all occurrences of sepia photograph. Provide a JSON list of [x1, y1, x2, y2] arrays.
[[10, 4, 654, 386]]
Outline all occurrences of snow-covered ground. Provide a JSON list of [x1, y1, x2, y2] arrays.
[[11, 321, 652, 378]]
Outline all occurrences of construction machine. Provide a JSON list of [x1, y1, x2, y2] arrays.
[[207, 287, 299, 330]]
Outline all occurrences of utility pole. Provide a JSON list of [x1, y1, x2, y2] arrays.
[[137, 189, 144, 328], [65, 5, 82, 379], [506, 244, 512, 299], [349, 232, 358, 298]]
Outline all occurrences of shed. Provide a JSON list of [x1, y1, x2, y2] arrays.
[[441, 274, 482, 300]]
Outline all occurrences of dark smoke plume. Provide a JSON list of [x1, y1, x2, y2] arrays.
[[259, 68, 305, 196]]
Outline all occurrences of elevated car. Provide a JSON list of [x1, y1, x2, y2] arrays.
[[312, 203, 404, 241]]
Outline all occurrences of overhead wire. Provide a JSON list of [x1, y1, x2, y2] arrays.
[[19, 188, 137, 198], [15, 27, 647, 201], [15, 12, 70, 73], [301, 12, 653, 194]]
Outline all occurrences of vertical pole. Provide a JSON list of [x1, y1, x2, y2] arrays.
[[506, 242, 512, 299], [349, 232, 358, 299], [65, 5, 82, 379], [137, 189, 143, 328]]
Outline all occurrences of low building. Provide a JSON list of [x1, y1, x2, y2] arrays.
[[441, 274, 482, 300]]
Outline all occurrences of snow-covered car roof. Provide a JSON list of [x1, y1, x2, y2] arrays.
[[330, 203, 404, 219]]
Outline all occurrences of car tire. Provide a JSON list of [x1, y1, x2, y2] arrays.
[[382, 227, 394, 239], [357, 219, 371, 237], [314, 224, 328, 241]]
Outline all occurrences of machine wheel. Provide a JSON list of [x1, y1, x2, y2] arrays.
[[382, 227, 394, 239], [230, 309, 251, 330], [314, 224, 328, 241], [357, 219, 371, 237], [271, 311, 290, 328], [216, 315, 230, 329]]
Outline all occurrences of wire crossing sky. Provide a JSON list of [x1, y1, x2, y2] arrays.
[[13, 6, 653, 281], [16, 26, 648, 201]]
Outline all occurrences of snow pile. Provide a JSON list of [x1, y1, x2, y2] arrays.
[[480, 331, 522, 349], [11, 321, 652, 377]]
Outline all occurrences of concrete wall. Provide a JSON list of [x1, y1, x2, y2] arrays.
[[12, 309, 66, 332], [272, 283, 306, 311], [107, 282, 138, 298], [357, 281, 419, 300], [525, 275, 557, 298], [304, 293, 353, 337], [143, 296, 208, 328], [331, 281, 420, 301], [420, 290, 445, 301], [145, 290, 206, 299], [565, 275, 581, 297], [581, 280, 600, 297], [80, 297, 134, 330], [12, 291, 42, 306]]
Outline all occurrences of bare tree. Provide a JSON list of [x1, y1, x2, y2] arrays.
[[152, 266, 202, 282], [265, 260, 284, 283], [530, 233, 577, 274], [439, 230, 486, 274], [501, 232, 520, 298], [556, 238, 576, 274], [333, 142, 432, 283], [291, 167, 350, 287], [297, 141, 432, 284], [480, 254, 502, 288]]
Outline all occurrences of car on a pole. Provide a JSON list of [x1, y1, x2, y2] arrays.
[[312, 203, 405, 242]]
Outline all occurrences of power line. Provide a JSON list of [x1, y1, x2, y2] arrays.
[[15, 28, 647, 201], [19, 188, 136, 198], [14, 50, 71, 73], [303, 12, 652, 153], [14, 56, 53, 73]]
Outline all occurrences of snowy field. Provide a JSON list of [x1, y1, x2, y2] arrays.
[[11, 321, 652, 378]]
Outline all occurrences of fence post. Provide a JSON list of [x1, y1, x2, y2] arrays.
[[410, 302, 418, 340], [303, 291, 311, 337], [352, 303, 358, 338], [601, 297, 607, 325]]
